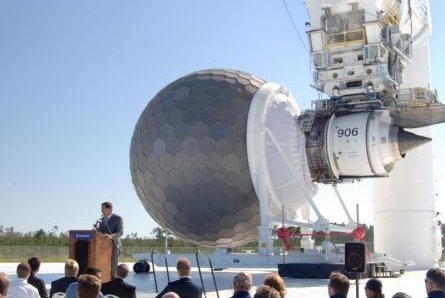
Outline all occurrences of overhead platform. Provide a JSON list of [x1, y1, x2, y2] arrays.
[[390, 104, 445, 128]]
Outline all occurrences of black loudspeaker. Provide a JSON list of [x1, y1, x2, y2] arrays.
[[133, 260, 150, 274], [345, 242, 365, 272]]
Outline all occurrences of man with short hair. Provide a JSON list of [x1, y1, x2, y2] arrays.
[[230, 272, 252, 298], [101, 263, 136, 298], [8, 262, 40, 298], [253, 285, 280, 298], [49, 259, 79, 297], [155, 257, 202, 298], [65, 267, 103, 298], [425, 268, 445, 298], [0, 272, 9, 298], [77, 275, 101, 298], [96, 201, 123, 277], [162, 293, 180, 298], [27, 257, 48, 298], [328, 271, 350, 298]]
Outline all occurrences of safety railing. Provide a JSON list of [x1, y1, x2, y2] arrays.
[[195, 250, 219, 298], [150, 250, 171, 293]]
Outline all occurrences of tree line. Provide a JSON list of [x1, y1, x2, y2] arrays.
[[0, 225, 375, 249], [0, 226, 205, 248]]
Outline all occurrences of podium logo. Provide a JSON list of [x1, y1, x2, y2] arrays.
[[72, 232, 93, 239]]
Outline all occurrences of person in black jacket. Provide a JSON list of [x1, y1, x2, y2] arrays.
[[230, 272, 252, 298], [49, 259, 79, 298], [425, 268, 445, 298], [28, 256, 49, 298], [101, 264, 136, 298], [328, 271, 350, 298], [155, 257, 202, 298]]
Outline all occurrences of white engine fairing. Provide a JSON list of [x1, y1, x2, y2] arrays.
[[247, 83, 318, 216], [326, 110, 401, 178]]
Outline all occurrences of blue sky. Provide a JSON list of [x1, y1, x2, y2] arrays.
[[0, 1, 444, 237]]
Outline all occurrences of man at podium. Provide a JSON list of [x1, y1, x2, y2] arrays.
[[95, 201, 123, 277]]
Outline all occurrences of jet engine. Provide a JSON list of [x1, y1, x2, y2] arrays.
[[129, 68, 430, 247]]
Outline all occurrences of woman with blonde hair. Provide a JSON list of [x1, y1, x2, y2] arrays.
[[263, 273, 287, 298]]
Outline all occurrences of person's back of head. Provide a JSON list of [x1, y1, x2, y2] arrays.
[[426, 268, 445, 292], [263, 273, 286, 298], [233, 272, 252, 292], [16, 262, 31, 279], [28, 256, 41, 274], [254, 285, 281, 298], [0, 272, 9, 298], [115, 263, 129, 279], [77, 274, 101, 298], [65, 259, 80, 278], [365, 278, 384, 298], [392, 292, 412, 298], [328, 271, 350, 297], [161, 292, 181, 298], [85, 267, 102, 280], [176, 257, 191, 277]]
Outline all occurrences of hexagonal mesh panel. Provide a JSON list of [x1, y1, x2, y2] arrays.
[[130, 69, 265, 247]]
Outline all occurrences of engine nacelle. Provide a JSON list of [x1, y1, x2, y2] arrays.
[[304, 109, 430, 183], [327, 111, 400, 178]]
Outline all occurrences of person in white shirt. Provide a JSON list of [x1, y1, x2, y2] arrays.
[[8, 263, 40, 298]]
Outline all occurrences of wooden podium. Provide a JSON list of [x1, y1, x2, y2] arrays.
[[69, 230, 112, 282]]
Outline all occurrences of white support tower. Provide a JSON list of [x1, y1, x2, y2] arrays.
[[373, 0, 442, 269]]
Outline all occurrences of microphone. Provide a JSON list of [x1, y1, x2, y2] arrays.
[[93, 216, 102, 230]]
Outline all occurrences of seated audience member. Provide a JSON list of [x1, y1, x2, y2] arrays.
[[101, 263, 136, 298], [0, 272, 9, 298], [77, 274, 101, 298], [50, 259, 79, 298], [162, 292, 181, 298], [155, 257, 203, 298], [263, 273, 286, 298], [230, 272, 252, 298], [28, 257, 49, 298], [253, 285, 280, 298], [8, 262, 40, 298], [392, 293, 412, 298], [328, 271, 350, 298], [425, 268, 445, 298], [65, 267, 103, 298], [365, 278, 384, 298]]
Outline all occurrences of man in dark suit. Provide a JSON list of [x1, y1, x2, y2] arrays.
[[230, 272, 252, 298], [425, 268, 445, 298], [28, 256, 49, 298], [328, 271, 350, 298], [49, 259, 79, 298], [96, 201, 123, 277], [101, 264, 136, 298], [155, 257, 202, 298]]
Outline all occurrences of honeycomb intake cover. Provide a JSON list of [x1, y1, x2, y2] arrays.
[[130, 69, 265, 247]]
